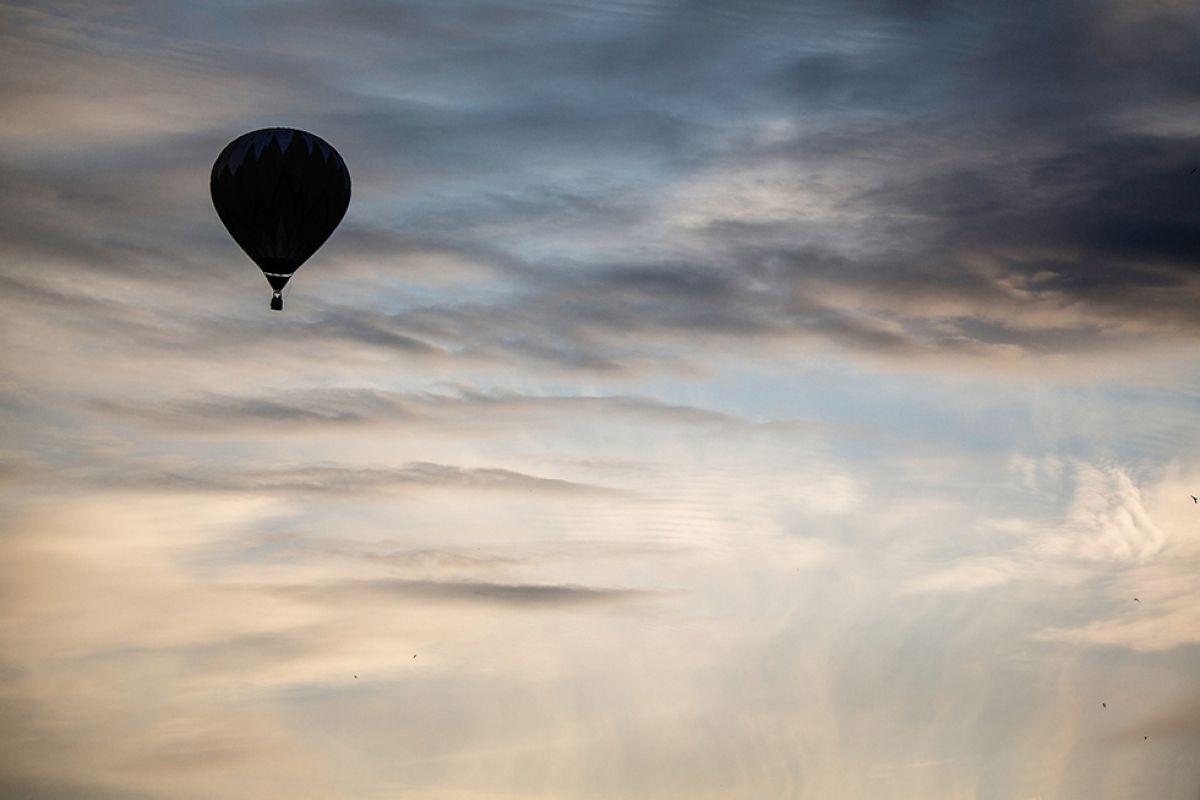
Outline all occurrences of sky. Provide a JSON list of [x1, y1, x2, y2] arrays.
[[1, 0, 1200, 797]]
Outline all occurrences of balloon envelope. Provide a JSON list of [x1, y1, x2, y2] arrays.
[[210, 128, 351, 309]]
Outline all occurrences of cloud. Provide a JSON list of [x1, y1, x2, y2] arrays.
[[4, 2, 1200, 798], [903, 557, 1024, 594], [277, 578, 658, 607], [1035, 462, 1168, 563], [0, 453, 622, 499], [80, 462, 621, 498], [1036, 601, 1200, 653], [88, 385, 814, 436], [3, 0, 1199, 377], [1034, 548, 1200, 652]]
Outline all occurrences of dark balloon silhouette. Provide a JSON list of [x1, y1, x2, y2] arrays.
[[211, 128, 351, 310]]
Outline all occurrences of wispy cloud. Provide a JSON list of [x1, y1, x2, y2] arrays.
[[45, 461, 622, 498], [277, 577, 658, 606], [89, 386, 815, 435]]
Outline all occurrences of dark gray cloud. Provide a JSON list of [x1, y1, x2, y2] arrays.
[[230, 462, 618, 496], [7, 459, 618, 498], [4, 0, 1199, 371], [217, 532, 691, 573], [278, 577, 656, 607], [89, 386, 809, 433]]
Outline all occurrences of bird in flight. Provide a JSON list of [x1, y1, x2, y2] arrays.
[[1134, 597, 1140, 602], [1191, 495, 1197, 503], [1102, 702, 1106, 708]]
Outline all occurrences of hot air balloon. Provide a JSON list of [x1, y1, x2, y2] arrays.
[[210, 128, 351, 310]]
